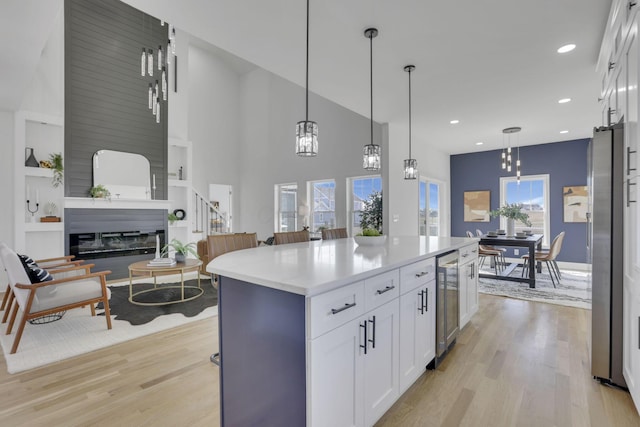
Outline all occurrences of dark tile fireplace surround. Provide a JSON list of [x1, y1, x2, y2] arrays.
[[65, 208, 167, 279]]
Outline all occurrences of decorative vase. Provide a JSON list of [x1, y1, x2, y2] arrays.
[[506, 218, 515, 237], [175, 253, 186, 263], [25, 147, 39, 167]]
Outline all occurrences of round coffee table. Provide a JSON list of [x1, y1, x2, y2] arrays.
[[128, 259, 203, 306]]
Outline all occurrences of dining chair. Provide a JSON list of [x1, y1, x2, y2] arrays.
[[273, 230, 310, 245], [522, 231, 565, 287], [0, 245, 112, 354], [321, 228, 348, 240], [476, 229, 506, 268], [467, 231, 501, 275]]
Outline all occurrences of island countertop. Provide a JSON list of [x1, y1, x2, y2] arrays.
[[207, 236, 478, 296]]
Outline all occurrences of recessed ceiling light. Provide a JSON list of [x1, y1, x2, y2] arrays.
[[557, 44, 576, 53], [560, 130, 569, 134], [475, 141, 483, 146], [558, 98, 571, 104], [450, 119, 459, 124]]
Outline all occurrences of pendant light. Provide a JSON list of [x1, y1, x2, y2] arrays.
[[403, 65, 417, 180], [363, 27, 381, 171], [502, 127, 522, 180], [295, 0, 318, 156]]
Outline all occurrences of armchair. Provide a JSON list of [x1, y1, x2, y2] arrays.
[[0, 245, 112, 354]]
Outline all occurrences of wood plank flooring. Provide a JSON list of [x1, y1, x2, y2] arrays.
[[0, 294, 638, 426]]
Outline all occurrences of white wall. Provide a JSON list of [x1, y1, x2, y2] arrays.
[[386, 122, 451, 237], [0, 111, 14, 290], [237, 68, 382, 240]]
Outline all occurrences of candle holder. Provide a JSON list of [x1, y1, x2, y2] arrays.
[[26, 199, 39, 222]]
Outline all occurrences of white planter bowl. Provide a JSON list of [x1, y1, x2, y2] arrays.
[[354, 235, 387, 246]]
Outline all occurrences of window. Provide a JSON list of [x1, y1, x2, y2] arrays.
[[275, 183, 297, 232], [499, 174, 550, 246], [309, 180, 336, 232], [348, 176, 382, 236], [419, 178, 444, 236]]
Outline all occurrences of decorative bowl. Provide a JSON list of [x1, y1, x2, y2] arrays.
[[354, 235, 387, 246]]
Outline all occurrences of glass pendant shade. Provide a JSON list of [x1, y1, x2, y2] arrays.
[[148, 83, 153, 109], [404, 158, 418, 179], [156, 98, 161, 123], [167, 40, 172, 64], [147, 49, 153, 76], [157, 45, 163, 70], [141, 48, 146, 76], [363, 144, 381, 170], [501, 150, 506, 169], [296, 121, 318, 156]]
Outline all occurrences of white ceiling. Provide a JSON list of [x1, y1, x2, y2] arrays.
[[3, 0, 612, 155]]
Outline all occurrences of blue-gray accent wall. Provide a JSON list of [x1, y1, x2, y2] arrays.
[[450, 138, 589, 263]]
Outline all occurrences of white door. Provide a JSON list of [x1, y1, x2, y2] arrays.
[[424, 280, 436, 366], [209, 183, 232, 232], [399, 285, 426, 392], [363, 300, 400, 426], [309, 317, 364, 427]]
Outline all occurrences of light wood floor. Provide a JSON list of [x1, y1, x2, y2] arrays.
[[0, 294, 638, 426]]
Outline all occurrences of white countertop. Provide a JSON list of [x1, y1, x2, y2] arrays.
[[207, 236, 478, 296]]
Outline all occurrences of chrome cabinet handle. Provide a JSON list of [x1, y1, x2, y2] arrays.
[[628, 147, 637, 176], [376, 285, 395, 295], [630, 1, 637, 10], [360, 321, 368, 354], [415, 271, 430, 278], [331, 302, 356, 315], [628, 179, 637, 208], [368, 316, 376, 349], [462, 253, 469, 258]]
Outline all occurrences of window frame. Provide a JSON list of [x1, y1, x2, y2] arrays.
[[347, 175, 382, 236], [419, 176, 446, 237], [308, 179, 337, 233], [499, 174, 550, 247], [274, 183, 298, 232]]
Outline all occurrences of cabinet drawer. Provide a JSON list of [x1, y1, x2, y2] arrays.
[[309, 281, 365, 339], [364, 269, 400, 312], [400, 258, 435, 294], [459, 244, 478, 262]]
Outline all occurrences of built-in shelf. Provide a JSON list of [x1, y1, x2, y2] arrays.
[[24, 166, 54, 178], [169, 221, 188, 228], [24, 222, 64, 232], [168, 179, 191, 187]]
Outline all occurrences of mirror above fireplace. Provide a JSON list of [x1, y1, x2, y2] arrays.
[[92, 150, 151, 199]]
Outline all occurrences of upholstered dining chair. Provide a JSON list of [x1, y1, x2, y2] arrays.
[[273, 230, 310, 245], [321, 228, 348, 240], [476, 229, 506, 267], [522, 231, 565, 287], [467, 231, 502, 275], [0, 245, 112, 354]]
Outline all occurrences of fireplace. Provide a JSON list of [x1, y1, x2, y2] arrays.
[[69, 230, 165, 260]]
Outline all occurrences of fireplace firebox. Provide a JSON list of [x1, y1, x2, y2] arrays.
[[69, 230, 165, 260]]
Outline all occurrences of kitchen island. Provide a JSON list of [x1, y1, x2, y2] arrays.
[[207, 236, 477, 427]]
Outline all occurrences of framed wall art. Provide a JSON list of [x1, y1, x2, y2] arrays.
[[463, 190, 490, 222], [563, 185, 588, 222]]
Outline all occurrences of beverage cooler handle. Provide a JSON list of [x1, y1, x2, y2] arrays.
[[627, 178, 637, 208], [627, 147, 637, 176]]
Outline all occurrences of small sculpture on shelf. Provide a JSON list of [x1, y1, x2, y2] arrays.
[[40, 202, 61, 223], [25, 147, 39, 168]]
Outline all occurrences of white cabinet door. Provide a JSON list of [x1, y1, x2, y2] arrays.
[[309, 317, 364, 427], [363, 300, 400, 427], [424, 280, 436, 365], [624, 285, 640, 411], [459, 261, 470, 329]]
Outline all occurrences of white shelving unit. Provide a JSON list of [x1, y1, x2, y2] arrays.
[[167, 138, 196, 245], [14, 111, 65, 258]]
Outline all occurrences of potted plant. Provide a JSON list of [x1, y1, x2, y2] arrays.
[[162, 238, 199, 263], [490, 203, 532, 236], [168, 212, 179, 225], [89, 184, 111, 199], [355, 191, 386, 246], [49, 153, 64, 188]]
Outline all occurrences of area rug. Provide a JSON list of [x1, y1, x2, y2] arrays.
[[0, 275, 218, 374], [478, 266, 591, 309]]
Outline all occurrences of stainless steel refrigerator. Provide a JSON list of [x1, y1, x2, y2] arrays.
[[589, 123, 626, 388]]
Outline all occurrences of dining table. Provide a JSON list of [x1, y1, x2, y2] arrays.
[[478, 233, 544, 288]]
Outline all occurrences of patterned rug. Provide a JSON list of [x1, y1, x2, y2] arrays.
[[478, 266, 591, 309]]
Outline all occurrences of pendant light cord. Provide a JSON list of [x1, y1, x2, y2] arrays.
[[369, 31, 373, 146], [408, 68, 412, 159], [305, 0, 310, 122]]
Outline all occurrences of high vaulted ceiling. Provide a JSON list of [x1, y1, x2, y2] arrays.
[[3, 0, 612, 154]]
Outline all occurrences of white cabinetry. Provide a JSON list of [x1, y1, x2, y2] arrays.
[[600, 0, 640, 412], [458, 243, 479, 329], [13, 111, 64, 258], [308, 270, 401, 427], [399, 258, 436, 392]]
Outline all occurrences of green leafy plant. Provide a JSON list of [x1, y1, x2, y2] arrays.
[[161, 239, 199, 258], [49, 153, 63, 188], [168, 212, 178, 225], [490, 203, 532, 227], [89, 184, 111, 198], [359, 191, 383, 234], [358, 228, 381, 237]]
